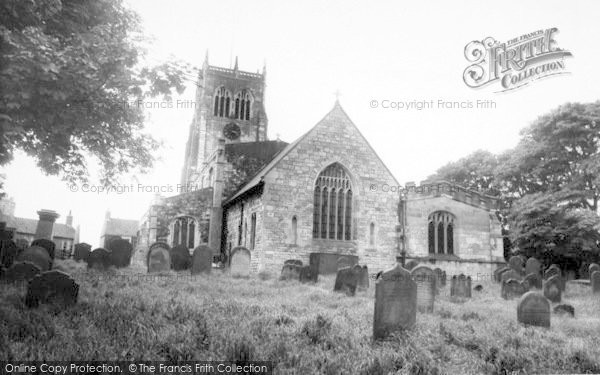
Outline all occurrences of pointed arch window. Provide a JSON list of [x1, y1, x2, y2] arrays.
[[213, 87, 231, 118], [427, 211, 456, 255], [234, 90, 252, 120], [312, 163, 353, 241]]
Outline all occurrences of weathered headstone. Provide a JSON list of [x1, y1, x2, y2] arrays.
[[147, 245, 171, 273], [191, 245, 212, 275], [411, 266, 436, 313], [544, 264, 561, 280], [73, 243, 92, 262], [502, 279, 527, 299], [509, 256, 524, 273], [501, 269, 524, 283], [284, 259, 303, 267], [543, 275, 562, 303], [451, 274, 471, 298], [373, 264, 417, 339], [87, 248, 112, 270], [3, 261, 41, 282], [334, 267, 359, 296], [230, 246, 251, 277], [404, 260, 419, 271], [0, 240, 18, 269], [591, 271, 600, 294], [170, 245, 191, 271], [433, 268, 446, 287], [299, 265, 317, 283], [31, 238, 56, 260], [525, 257, 542, 276], [494, 266, 509, 283], [150, 242, 170, 251], [108, 239, 133, 268], [309, 253, 358, 276], [523, 273, 543, 289], [16, 246, 52, 271], [280, 263, 301, 281], [517, 291, 550, 328], [25, 270, 79, 308], [356, 265, 369, 290], [589, 264, 600, 279], [553, 304, 575, 317]]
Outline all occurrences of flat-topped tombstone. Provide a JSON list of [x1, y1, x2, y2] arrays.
[[87, 248, 112, 270], [147, 244, 171, 273], [543, 275, 562, 303], [73, 243, 92, 262], [25, 270, 79, 308], [334, 267, 359, 296], [502, 279, 526, 300], [373, 264, 417, 339], [280, 263, 301, 281], [517, 291, 550, 328], [525, 257, 542, 276], [589, 264, 600, 279], [1, 240, 18, 268], [404, 260, 419, 271], [230, 247, 251, 277], [524, 273, 543, 289], [108, 239, 133, 268], [356, 265, 369, 290], [170, 245, 191, 271], [299, 265, 317, 283], [451, 274, 472, 298], [433, 268, 446, 287], [31, 238, 56, 260], [3, 261, 41, 283], [501, 269, 524, 283], [508, 256, 524, 274], [411, 266, 436, 313], [191, 245, 212, 275], [16, 246, 52, 271], [284, 259, 303, 267], [591, 271, 600, 294]]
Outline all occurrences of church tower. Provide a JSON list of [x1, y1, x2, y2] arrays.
[[180, 53, 268, 187]]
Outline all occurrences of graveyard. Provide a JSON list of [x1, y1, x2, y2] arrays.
[[1, 255, 600, 374]]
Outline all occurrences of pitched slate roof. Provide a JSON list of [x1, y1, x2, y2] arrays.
[[0, 215, 76, 239]]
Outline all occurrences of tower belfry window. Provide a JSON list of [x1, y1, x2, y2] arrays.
[[213, 87, 231, 118], [234, 90, 252, 120]]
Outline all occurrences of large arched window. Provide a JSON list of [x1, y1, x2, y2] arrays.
[[171, 216, 197, 249], [427, 211, 455, 255], [312, 163, 353, 241], [213, 87, 231, 117], [234, 90, 252, 120]]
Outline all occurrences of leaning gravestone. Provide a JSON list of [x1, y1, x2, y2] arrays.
[[517, 291, 550, 328], [3, 261, 41, 283], [191, 245, 212, 275], [87, 248, 112, 270], [543, 275, 562, 303], [502, 279, 526, 300], [451, 274, 471, 298], [0, 240, 18, 269], [284, 259, 303, 267], [494, 266, 509, 283], [524, 273, 543, 289], [25, 270, 79, 308], [525, 257, 542, 276], [589, 264, 600, 279], [334, 267, 359, 296], [373, 264, 417, 339], [230, 247, 251, 277], [280, 263, 301, 281], [411, 266, 436, 313], [170, 245, 191, 271], [147, 245, 171, 273], [299, 265, 317, 283], [591, 271, 600, 294], [404, 260, 419, 271], [544, 264, 561, 279], [356, 265, 369, 290], [108, 239, 133, 268], [73, 243, 92, 262], [16, 246, 52, 271]]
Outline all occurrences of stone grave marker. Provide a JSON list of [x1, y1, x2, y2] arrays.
[[337, 256, 353, 270], [494, 266, 509, 283], [170, 244, 191, 271], [502, 279, 527, 299], [191, 245, 212, 275], [543, 275, 562, 303], [25, 270, 79, 308], [373, 264, 417, 339], [411, 266, 436, 313], [0, 240, 18, 269], [108, 239, 133, 268], [525, 257, 542, 276], [523, 273, 543, 289], [501, 269, 524, 283], [508, 256, 524, 273], [230, 247, 251, 277], [31, 238, 56, 260], [334, 267, 359, 296], [451, 274, 472, 298], [280, 263, 301, 281], [517, 291, 550, 328], [356, 265, 369, 290], [16, 246, 52, 271], [591, 271, 600, 294], [589, 264, 600, 279], [73, 243, 92, 262], [404, 260, 419, 271], [3, 261, 41, 283], [87, 248, 112, 270], [553, 304, 575, 317], [544, 264, 561, 279], [284, 259, 303, 267], [147, 245, 171, 273], [299, 265, 317, 283]]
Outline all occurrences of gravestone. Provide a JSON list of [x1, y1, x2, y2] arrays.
[[16, 246, 52, 271], [25, 270, 79, 308], [170, 245, 191, 271], [433, 268, 446, 287], [517, 291, 550, 328], [356, 265, 369, 290], [337, 256, 353, 270], [334, 267, 359, 296], [299, 265, 317, 283], [150, 242, 170, 251], [147, 245, 171, 273], [284, 259, 303, 267], [404, 260, 419, 271], [373, 264, 417, 339], [553, 304, 575, 317], [3, 261, 41, 282], [309, 253, 358, 276], [501, 269, 524, 283], [525, 257, 542, 276], [108, 239, 133, 268], [0, 240, 18, 269], [73, 243, 92, 262], [543, 275, 562, 303], [508, 256, 524, 273], [451, 274, 471, 298], [494, 266, 509, 283], [523, 273, 543, 289], [191, 245, 212, 275], [280, 263, 301, 281], [591, 271, 600, 294], [544, 264, 561, 280], [15, 238, 29, 252], [87, 248, 112, 270], [230, 247, 251, 277], [31, 238, 56, 260], [589, 264, 600, 279], [502, 279, 527, 299], [411, 266, 436, 313]]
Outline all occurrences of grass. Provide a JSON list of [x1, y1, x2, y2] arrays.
[[1, 259, 600, 374]]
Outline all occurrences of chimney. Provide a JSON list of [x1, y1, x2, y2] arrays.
[[66, 210, 73, 227], [35, 209, 59, 240]]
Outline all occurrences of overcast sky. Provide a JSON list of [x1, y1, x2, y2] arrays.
[[2, 0, 599, 248]]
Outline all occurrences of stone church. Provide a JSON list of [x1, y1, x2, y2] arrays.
[[136, 55, 505, 277]]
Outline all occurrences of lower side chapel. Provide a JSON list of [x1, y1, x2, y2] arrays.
[[136, 56, 505, 278]]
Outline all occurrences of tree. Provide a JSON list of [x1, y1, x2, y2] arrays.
[[0, 0, 193, 185]]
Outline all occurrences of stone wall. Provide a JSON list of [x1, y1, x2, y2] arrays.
[[224, 192, 264, 272]]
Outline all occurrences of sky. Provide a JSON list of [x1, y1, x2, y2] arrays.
[[2, 0, 599, 248]]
